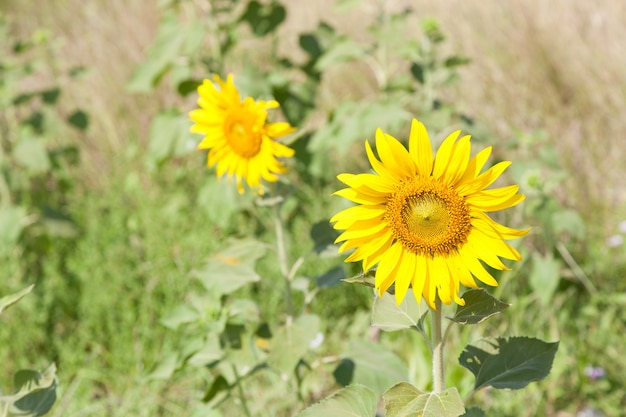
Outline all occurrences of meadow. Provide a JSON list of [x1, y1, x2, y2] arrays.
[[1, 1, 625, 416]]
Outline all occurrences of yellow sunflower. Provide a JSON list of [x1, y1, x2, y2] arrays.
[[330, 119, 529, 309], [189, 74, 295, 194]]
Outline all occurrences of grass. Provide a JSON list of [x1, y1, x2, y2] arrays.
[[2, 1, 626, 416]]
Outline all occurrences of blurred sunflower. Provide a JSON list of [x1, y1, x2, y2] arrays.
[[331, 119, 529, 309], [190, 74, 295, 194]]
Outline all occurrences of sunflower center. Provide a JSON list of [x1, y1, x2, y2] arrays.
[[386, 177, 471, 256], [224, 110, 263, 158]]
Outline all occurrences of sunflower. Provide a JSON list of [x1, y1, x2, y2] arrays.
[[189, 74, 295, 194], [330, 119, 529, 309]]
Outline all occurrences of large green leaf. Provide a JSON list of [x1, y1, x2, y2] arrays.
[[187, 337, 224, 368], [160, 305, 200, 330], [384, 382, 465, 417], [450, 289, 509, 325], [459, 337, 559, 390], [193, 239, 267, 297], [295, 384, 377, 417], [13, 138, 51, 174], [239, 1, 286, 37], [0, 284, 34, 316], [372, 291, 429, 333], [335, 340, 407, 395], [8, 364, 57, 417], [267, 314, 321, 375]]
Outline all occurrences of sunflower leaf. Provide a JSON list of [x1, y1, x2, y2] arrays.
[[9, 363, 58, 417], [0, 284, 34, 316], [450, 289, 509, 325], [372, 291, 429, 334], [295, 384, 377, 417], [193, 239, 267, 297], [267, 314, 321, 376], [334, 340, 407, 395], [342, 270, 376, 288], [459, 336, 559, 391], [383, 382, 465, 417]]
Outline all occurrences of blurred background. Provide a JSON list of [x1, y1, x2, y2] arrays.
[[1, 1, 625, 416]]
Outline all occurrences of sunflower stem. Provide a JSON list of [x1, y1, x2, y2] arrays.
[[273, 199, 294, 320], [432, 296, 445, 393]]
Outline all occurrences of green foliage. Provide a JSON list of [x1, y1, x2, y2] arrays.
[[383, 383, 464, 417], [295, 384, 377, 417], [459, 337, 559, 391], [267, 314, 321, 375], [371, 291, 429, 334], [0, 284, 33, 315], [9, 364, 57, 417], [450, 289, 510, 325], [1, 286, 57, 416], [334, 340, 408, 395]]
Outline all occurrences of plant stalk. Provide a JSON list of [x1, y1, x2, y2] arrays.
[[231, 364, 252, 417], [432, 296, 445, 393], [273, 200, 293, 320]]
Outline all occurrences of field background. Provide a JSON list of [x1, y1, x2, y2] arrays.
[[1, 0, 625, 416]]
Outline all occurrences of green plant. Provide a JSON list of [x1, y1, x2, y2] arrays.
[[0, 285, 57, 417]]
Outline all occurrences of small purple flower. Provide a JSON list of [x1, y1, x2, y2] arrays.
[[584, 366, 606, 380]]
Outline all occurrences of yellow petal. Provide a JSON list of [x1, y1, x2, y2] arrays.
[[411, 254, 428, 305], [395, 249, 416, 305], [362, 234, 394, 270], [465, 233, 509, 270], [431, 255, 452, 305], [333, 188, 388, 205], [365, 140, 396, 181], [443, 135, 471, 186], [447, 253, 478, 288], [382, 132, 416, 178], [432, 130, 461, 180], [335, 219, 388, 241], [330, 205, 386, 225], [457, 160, 512, 196], [472, 212, 531, 240], [337, 173, 397, 194], [409, 119, 434, 177], [375, 242, 403, 296], [375, 130, 410, 179], [458, 245, 498, 286]]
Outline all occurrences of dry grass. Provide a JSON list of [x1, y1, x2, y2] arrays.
[[5, 0, 626, 229]]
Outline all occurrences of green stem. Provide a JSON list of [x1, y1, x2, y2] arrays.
[[231, 364, 252, 417], [432, 296, 445, 393], [273, 200, 293, 320]]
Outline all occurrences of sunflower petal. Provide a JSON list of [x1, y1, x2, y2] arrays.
[[409, 119, 434, 177], [432, 130, 461, 179], [376, 242, 403, 296]]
